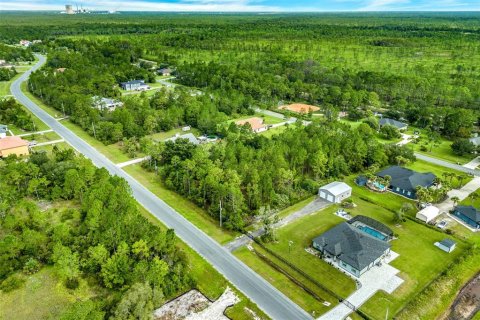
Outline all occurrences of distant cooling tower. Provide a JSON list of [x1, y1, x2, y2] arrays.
[[65, 4, 74, 14]]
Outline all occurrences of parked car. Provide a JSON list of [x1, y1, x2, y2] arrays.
[[437, 220, 448, 229], [28, 140, 37, 147]]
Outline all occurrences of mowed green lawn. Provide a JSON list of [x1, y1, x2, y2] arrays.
[[406, 159, 472, 188], [238, 175, 469, 319]]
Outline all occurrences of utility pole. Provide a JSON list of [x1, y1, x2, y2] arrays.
[[219, 199, 223, 228], [288, 240, 293, 253], [92, 122, 97, 139], [61, 102, 65, 117]]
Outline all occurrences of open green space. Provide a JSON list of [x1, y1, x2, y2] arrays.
[[406, 159, 472, 189], [259, 125, 288, 138], [124, 163, 237, 244], [21, 130, 60, 143], [32, 141, 71, 155], [0, 267, 97, 320], [229, 113, 285, 126], [146, 127, 201, 141]]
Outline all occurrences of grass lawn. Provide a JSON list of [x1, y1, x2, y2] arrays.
[[0, 267, 97, 320], [146, 127, 201, 141], [406, 159, 472, 188], [32, 141, 72, 154], [137, 205, 268, 320], [123, 163, 237, 244], [344, 195, 470, 318], [21, 131, 61, 143], [234, 246, 331, 317], [259, 125, 288, 138], [60, 121, 131, 163], [229, 113, 285, 126]]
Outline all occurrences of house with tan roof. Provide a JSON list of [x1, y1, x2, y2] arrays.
[[278, 103, 320, 114], [0, 136, 29, 157], [235, 117, 268, 133]]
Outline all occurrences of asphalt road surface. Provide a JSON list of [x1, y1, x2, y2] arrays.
[[414, 153, 480, 176], [11, 55, 312, 320]]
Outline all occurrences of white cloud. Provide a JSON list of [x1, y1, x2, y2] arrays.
[[0, 0, 280, 11]]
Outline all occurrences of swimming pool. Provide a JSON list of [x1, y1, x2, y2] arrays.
[[373, 181, 386, 190], [358, 226, 387, 241]]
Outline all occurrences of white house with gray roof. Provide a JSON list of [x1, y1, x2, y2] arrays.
[[165, 133, 199, 145], [318, 181, 352, 203], [312, 222, 391, 277]]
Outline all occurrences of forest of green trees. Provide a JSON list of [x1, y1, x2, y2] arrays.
[[0, 99, 36, 131], [0, 151, 192, 319], [143, 121, 415, 230]]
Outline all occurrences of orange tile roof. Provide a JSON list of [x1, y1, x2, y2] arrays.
[[0, 136, 29, 150], [235, 117, 266, 131], [279, 103, 320, 114]]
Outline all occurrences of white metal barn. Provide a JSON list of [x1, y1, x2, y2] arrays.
[[416, 206, 440, 223], [318, 182, 352, 203]]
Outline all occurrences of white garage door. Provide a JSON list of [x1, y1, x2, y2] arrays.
[[319, 191, 326, 199], [327, 194, 334, 202]]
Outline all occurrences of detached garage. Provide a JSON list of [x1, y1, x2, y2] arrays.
[[318, 182, 352, 203], [416, 206, 440, 223]]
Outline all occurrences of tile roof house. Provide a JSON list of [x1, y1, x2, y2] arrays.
[[312, 222, 391, 277], [376, 166, 436, 199], [235, 117, 268, 133], [379, 118, 408, 130], [452, 205, 480, 229], [0, 136, 29, 157]]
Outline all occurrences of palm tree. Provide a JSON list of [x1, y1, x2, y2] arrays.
[[451, 196, 460, 207], [469, 193, 478, 206]]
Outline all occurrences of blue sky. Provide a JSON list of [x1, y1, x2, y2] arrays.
[[0, 0, 479, 11]]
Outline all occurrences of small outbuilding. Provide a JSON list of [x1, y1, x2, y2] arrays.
[[318, 181, 352, 203], [435, 239, 456, 253], [0, 125, 7, 139], [416, 206, 440, 223]]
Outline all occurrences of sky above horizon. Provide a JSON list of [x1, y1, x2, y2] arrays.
[[0, 0, 479, 12]]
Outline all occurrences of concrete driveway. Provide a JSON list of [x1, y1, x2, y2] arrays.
[[318, 252, 403, 320]]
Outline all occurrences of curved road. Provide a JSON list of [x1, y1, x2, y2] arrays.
[[11, 55, 312, 320]]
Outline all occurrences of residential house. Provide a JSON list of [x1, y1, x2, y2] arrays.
[[235, 117, 268, 133], [19, 40, 32, 47], [376, 166, 436, 199], [92, 96, 123, 112], [157, 68, 173, 76], [120, 80, 150, 91], [318, 181, 352, 203], [468, 136, 480, 147], [379, 118, 408, 131], [452, 205, 480, 229], [435, 239, 456, 253], [165, 133, 199, 145], [0, 136, 29, 157], [312, 222, 391, 277], [182, 126, 191, 132], [0, 125, 7, 139]]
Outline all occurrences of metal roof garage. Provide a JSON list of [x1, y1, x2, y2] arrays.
[[318, 181, 352, 203], [416, 206, 440, 223]]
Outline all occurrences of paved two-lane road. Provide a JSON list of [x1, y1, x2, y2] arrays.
[[11, 55, 312, 320]]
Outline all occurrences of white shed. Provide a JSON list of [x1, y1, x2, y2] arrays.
[[435, 239, 456, 253], [416, 206, 440, 223], [318, 182, 352, 203]]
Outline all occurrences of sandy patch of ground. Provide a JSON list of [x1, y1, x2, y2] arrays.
[[153, 287, 239, 320]]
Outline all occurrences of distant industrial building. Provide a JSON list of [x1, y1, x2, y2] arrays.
[[65, 4, 74, 14]]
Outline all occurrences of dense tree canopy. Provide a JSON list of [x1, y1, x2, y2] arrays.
[[0, 151, 192, 318]]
